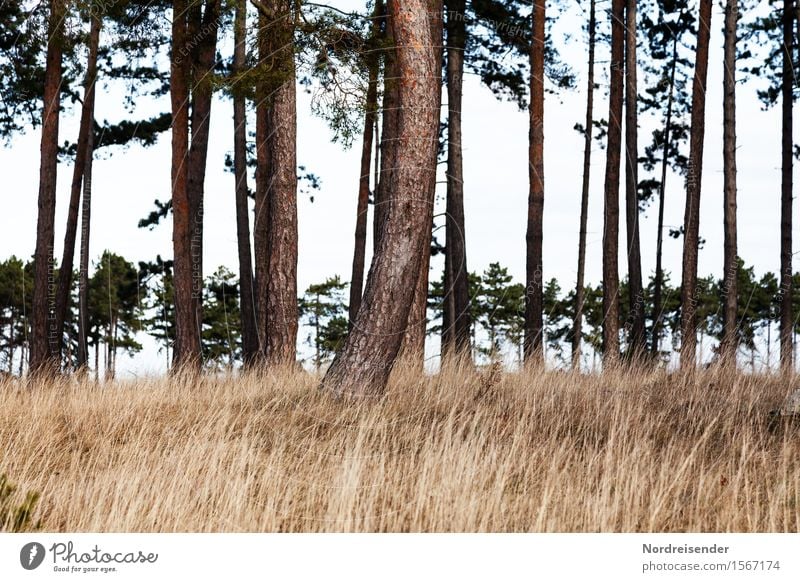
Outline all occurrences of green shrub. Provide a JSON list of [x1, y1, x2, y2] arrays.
[[0, 474, 42, 532]]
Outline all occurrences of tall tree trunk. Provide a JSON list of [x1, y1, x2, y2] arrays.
[[624, 0, 645, 359], [524, 0, 545, 365], [443, 0, 471, 362], [54, 13, 102, 363], [720, 0, 739, 366], [679, 0, 712, 371], [322, 0, 442, 397], [780, 0, 794, 373], [30, 0, 65, 376], [572, 0, 596, 370], [77, 99, 95, 371], [264, 0, 298, 367], [374, 21, 399, 252], [401, 5, 443, 369], [602, 0, 625, 366], [233, 0, 259, 366], [187, 0, 221, 365], [349, 0, 383, 327], [651, 29, 679, 357], [254, 10, 271, 359], [170, 0, 200, 370]]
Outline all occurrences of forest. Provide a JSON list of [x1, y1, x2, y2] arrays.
[[2, 0, 800, 534]]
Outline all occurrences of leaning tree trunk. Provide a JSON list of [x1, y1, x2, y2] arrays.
[[349, 0, 383, 327], [679, 0, 712, 371], [624, 0, 645, 359], [322, 0, 442, 397], [602, 0, 625, 366], [443, 0, 471, 362], [170, 0, 200, 370], [77, 124, 94, 371], [30, 0, 66, 376], [264, 0, 298, 368], [54, 13, 102, 362], [401, 4, 443, 370], [524, 0, 545, 365], [233, 0, 259, 366], [780, 0, 794, 374], [720, 0, 739, 366], [651, 29, 678, 357], [572, 0, 596, 370]]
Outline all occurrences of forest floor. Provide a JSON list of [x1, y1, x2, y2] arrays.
[[1, 364, 799, 532]]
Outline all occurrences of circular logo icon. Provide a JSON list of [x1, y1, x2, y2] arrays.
[[20, 542, 46, 570]]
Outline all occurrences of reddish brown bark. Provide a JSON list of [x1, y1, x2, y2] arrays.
[[30, 0, 66, 376], [780, 0, 794, 373], [680, 0, 712, 370], [323, 0, 442, 397], [524, 0, 545, 365], [264, 0, 298, 367]]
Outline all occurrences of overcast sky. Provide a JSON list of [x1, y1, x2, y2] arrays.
[[0, 1, 795, 375]]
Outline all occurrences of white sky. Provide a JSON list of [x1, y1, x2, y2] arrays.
[[0, 1, 796, 375]]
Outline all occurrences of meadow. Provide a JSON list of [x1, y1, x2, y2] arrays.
[[1, 364, 799, 532]]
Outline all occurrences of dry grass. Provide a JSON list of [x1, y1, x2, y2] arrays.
[[1, 364, 799, 532]]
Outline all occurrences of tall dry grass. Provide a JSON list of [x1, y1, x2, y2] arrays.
[[1, 364, 799, 532]]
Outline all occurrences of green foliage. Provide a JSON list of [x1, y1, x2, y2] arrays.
[[0, 474, 42, 533], [299, 276, 349, 370], [202, 267, 241, 369]]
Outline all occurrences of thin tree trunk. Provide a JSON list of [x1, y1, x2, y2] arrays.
[[374, 21, 399, 252], [651, 29, 678, 357], [264, 0, 298, 367], [720, 0, 739, 366], [624, 0, 645, 358], [322, 0, 442, 397], [55, 13, 102, 363], [170, 0, 199, 370], [30, 0, 65, 376], [524, 0, 545, 365], [443, 0, 471, 362], [254, 10, 271, 359], [187, 0, 221, 365], [233, 0, 259, 366], [349, 0, 383, 327], [77, 103, 95, 371], [602, 0, 625, 366], [680, 0, 712, 371], [780, 0, 794, 373], [572, 0, 596, 370]]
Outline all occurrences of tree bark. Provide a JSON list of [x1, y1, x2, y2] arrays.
[[602, 0, 625, 366], [264, 0, 298, 367], [524, 0, 545, 365], [624, 0, 645, 359], [374, 21, 399, 252], [170, 0, 200, 371], [30, 0, 66, 376], [651, 28, 679, 357], [254, 10, 271, 359], [322, 0, 442, 397], [572, 0, 596, 370], [77, 121, 94, 372], [780, 0, 794, 373], [679, 0, 712, 370], [349, 0, 383, 327], [443, 0, 471, 362], [54, 13, 102, 363], [233, 0, 259, 366], [720, 0, 738, 366]]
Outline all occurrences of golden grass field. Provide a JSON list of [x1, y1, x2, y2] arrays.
[[1, 363, 799, 532]]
